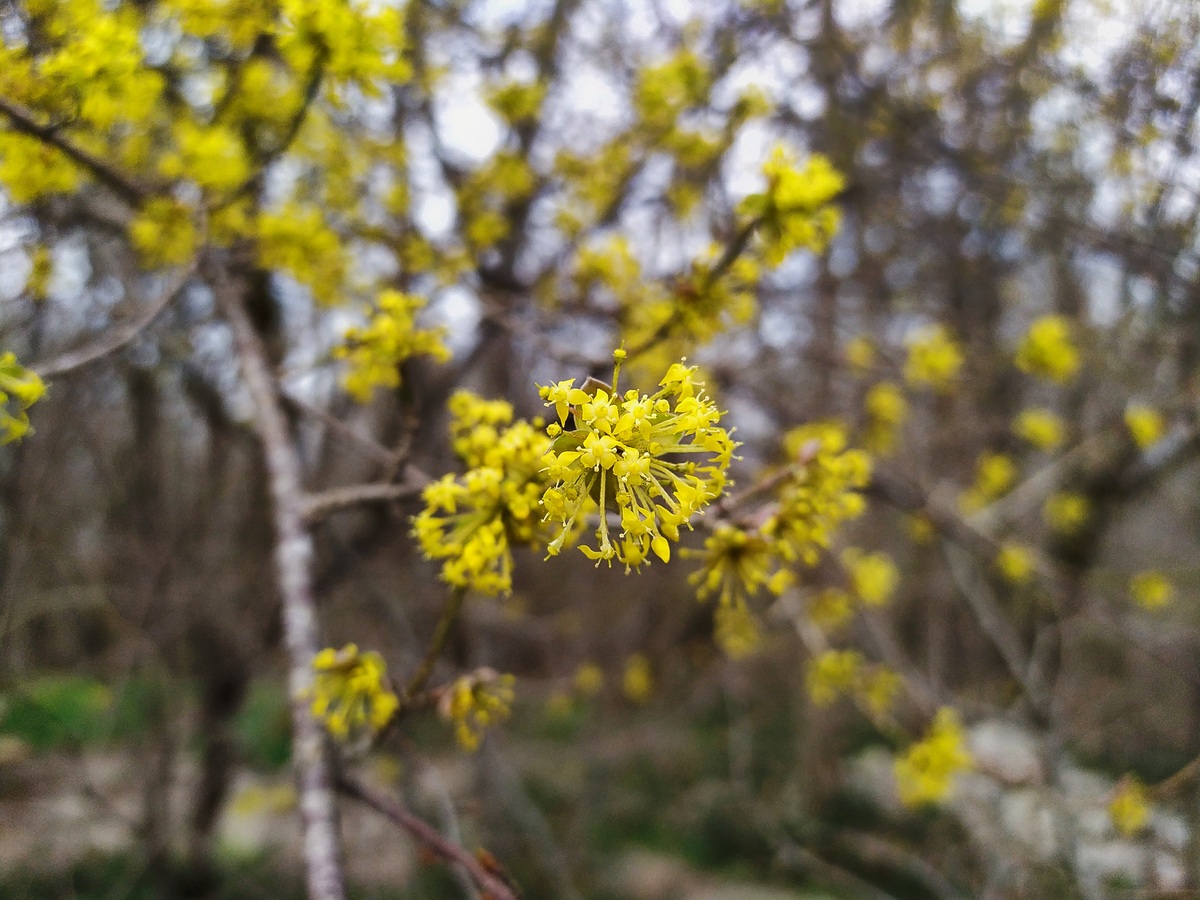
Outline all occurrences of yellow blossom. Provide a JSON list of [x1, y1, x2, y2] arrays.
[[714, 602, 763, 659], [960, 452, 1017, 514], [863, 382, 907, 453], [858, 667, 902, 720], [1015, 315, 1080, 383], [996, 542, 1035, 586], [1130, 571, 1173, 609], [129, 199, 199, 269], [894, 707, 973, 806], [440, 669, 515, 751], [309, 644, 399, 741], [1013, 408, 1066, 451], [413, 393, 552, 596], [1110, 777, 1150, 836], [739, 145, 843, 265], [808, 587, 854, 630], [844, 336, 875, 374], [1043, 491, 1090, 535], [573, 662, 604, 697], [1125, 404, 1166, 449], [334, 291, 450, 401], [841, 548, 899, 607], [539, 351, 736, 570], [0, 352, 47, 444], [808, 649, 863, 705], [904, 325, 964, 392], [622, 654, 653, 704]]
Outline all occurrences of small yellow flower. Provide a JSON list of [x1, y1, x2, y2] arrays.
[[1110, 777, 1150, 836], [858, 667, 902, 720], [714, 602, 763, 660], [863, 381, 907, 453], [996, 542, 1035, 586], [622, 654, 653, 704], [808, 587, 853, 630], [808, 649, 863, 705], [309, 644, 399, 741], [1015, 315, 1080, 383], [573, 662, 604, 697], [894, 707, 973, 806], [0, 352, 46, 445], [1125, 404, 1166, 449], [439, 669, 515, 751], [904, 325, 964, 392], [841, 548, 899, 607], [844, 336, 875, 373], [1130, 571, 1174, 609], [1013, 408, 1066, 451], [959, 453, 1017, 514], [1043, 491, 1090, 535], [336, 291, 450, 402]]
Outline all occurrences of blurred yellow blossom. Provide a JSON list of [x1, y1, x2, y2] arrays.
[[996, 542, 1035, 586], [335, 291, 450, 402], [1130, 571, 1174, 609], [440, 669, 515, 751], [863, 381, 907, 453], [894, 707, 972, 806], [1043, 491, 1090, 535], [0, 352, 46, 444], [1015, 315, 1080, 383], [574, 662, 604, 697], [1125, 404, 1166, 449], [904, 325, 964, 392], [844, 336, 875, 373], [622, 654, 653, 704], [841, 548, 899, 607], [740, 145, 843, 265], [960, 452, 1017, 513], [1013, 408, 1066, 451], [808, 587, 854, 630], [1110, 777, 1150, 836], [808, 649, 863, 705], [714, 601, 763, 659]]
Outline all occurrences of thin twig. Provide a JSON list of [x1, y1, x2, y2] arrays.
[[405, 587, 467, 700], [338, 773, 519, 900], [302, 480, 427, 522], [33, 258, 199, 379], [0, 96, 149, 204]]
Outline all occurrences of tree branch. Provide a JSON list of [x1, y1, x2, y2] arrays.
[[33, 257, 199, 379], [218, 268, 347, 900], [338, 773, 519, 900], [302, 480, 427, 522], [0, 96, 149, 205]]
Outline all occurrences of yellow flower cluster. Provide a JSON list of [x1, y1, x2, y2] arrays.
[[959, 452, 1017, 514], [486, 79, 547, 124], [714, 602, 764, 660], [622, 654, 654, 703], [1130, 571, 1173, 609], [766, 423, 872, 565], [863, 382, 908, 454], [334, 291, 450, 402], [413, 393, 552, 596], [996, 542, 1035, 586], [1043, 491, 1090, 535], [807, 649, 901, 719], [1015, 315, 1080, 383], [894, 707, 973, 806], [159, 122, 251, 195], [1013, 407, 1066, 451], [309, 644, 399, 741], [1109, 777, 1150, 836], [740, 145, 844, 266], [0, 353, 46, 444], [439, 669, 515, 751], [0, 134, 81, 203], [844, 336, 875, 374], [904, 325, 964, 392], [539, 352, 736, 569], [840, 548, 899, 606], [256, 205, 347, 305], [129, 199, 201, 269], [634, 50, 710, 130], [1125, 404, 1166, 449]]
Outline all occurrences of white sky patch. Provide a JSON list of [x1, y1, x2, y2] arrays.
[[433, 75, 503, 163], [429, 285, 482, 354]]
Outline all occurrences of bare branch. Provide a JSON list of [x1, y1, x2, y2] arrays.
[[338, 773, 520, 900], [218, 267, 347, 900], [33, 257, 199, 379], [302, 480, 427, 522], [0, 96, 150, 205]]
